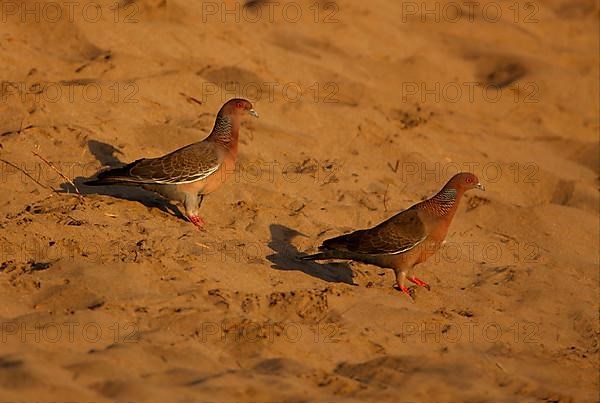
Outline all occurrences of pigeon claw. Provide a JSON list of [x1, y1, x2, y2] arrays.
[[399, 285, 415, 302], [188, 215, 205, 230], [408, 277, 430, 291]]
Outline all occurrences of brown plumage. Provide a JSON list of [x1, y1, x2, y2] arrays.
[[302, 172, 485, 300], [86, 98, 258, 228]]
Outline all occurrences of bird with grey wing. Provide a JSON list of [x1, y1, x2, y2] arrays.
[[86, 98, 259, 229], [301, 172, 485, 301]]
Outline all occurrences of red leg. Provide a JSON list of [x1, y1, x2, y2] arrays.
[[399, 285, 415, 302], [408, 277, 430, 291], [188, 215, 205, 230], [394, 270, 415, 302]]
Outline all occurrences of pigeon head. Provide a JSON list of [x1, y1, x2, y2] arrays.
[[448, 172, 485, 192], [220, 98, 259, 118]]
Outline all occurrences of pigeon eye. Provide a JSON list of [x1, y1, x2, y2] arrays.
[[466, 178, 473, 183], [236, 102, 243, 108]]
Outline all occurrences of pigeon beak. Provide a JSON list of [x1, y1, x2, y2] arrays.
[[475, 182, 485, 191], [248, 109, 259, 118]]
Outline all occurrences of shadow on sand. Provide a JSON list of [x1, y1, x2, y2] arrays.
[[267, 224, 355, 285], [59, 139, 185, 220]]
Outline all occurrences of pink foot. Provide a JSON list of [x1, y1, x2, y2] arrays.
[[408, 277, 430, 291], [188, 215, 205, 230], [399, 285, 415, 302]]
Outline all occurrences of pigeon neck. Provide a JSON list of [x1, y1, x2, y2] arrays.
[[208, 113, 240, 150], [420, 184, 464, 218]]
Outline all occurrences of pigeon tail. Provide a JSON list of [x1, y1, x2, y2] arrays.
[[300, 249, 348, 261], [84, 162, 139, 186]]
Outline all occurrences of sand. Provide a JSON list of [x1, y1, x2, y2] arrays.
[[0, 0, 598, 401]]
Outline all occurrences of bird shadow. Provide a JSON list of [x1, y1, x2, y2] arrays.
[[267, 224, 355, 285], [59, 139, 185, 220]]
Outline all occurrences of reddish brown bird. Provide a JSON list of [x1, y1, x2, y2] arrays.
[[86, 98, 258, 228], [302, 172, 485, 300]]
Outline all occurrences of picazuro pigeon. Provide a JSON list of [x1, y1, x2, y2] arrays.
[[86, 98, 258, 228], [302, 172, 485, 300]]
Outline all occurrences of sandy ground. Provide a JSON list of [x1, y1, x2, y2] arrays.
[[0, 0, 598, 401]]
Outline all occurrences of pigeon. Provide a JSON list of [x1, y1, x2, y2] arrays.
[[301, 172, 485, 300], [85, 98, 258, 228]]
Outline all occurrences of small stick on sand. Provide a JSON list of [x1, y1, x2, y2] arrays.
[[31, 151, 84, 202], [0, 158, 53, 192], [179, 92, 203, 107], [383, 184, 390, 212]]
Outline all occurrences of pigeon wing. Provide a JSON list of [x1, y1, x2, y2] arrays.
[[322, 208, 427, 255], [125, 142, 221, 184]]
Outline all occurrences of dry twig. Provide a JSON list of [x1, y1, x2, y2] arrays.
[[383, 184, 390, 212], [31, 151, 84, 202], [179, 92, 203, 107]]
